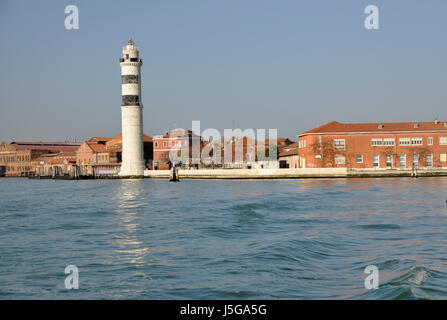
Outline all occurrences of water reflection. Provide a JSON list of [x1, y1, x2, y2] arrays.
[[113, 179, 150, 266]]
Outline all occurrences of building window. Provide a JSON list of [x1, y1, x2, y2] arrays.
[[426, 154, 433, 167], [384, 138, 395, 146], [334, 155, 345, 165], [371, 138, 383, 146], [169, 141, 172, 147], [399, 138, 411, 146], [333, 139, 345, 150], [440, 137, 447, 145], [413, 153, 419, 167], [428, 137, 433, 145], [154, 142, 158, 147], [163, 141, 167, 147], [399, 154, 407, 168], [373, 154, 379, 168], [356, 154, 363, 163], [386, 155, 393, 168], [440, 153, 447, 162], [411, 137, 423, 145]]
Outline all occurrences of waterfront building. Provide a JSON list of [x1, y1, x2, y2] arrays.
[[153, 134, 260, 169], [76, 138, 108, 164], [119, 39, 145, 177], [152, 133, 293, 169], [297, 119, 447, 169], [153, 129, 200, 170], [33, 152, 77, 176], [0, 141, 80, 176], [278, 142, 299, 168], [206, 137, 265, 169], [265, 138, 295, 150], [76, 134, 153, 176]]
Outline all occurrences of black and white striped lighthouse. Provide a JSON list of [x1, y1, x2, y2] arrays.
[[119, 38, 145, 177]]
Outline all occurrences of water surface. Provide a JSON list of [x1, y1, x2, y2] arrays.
[[0, 177, 446, 299]]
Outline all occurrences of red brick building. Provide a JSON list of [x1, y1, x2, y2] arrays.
[[278, 142, 299, 168], [298, 120, 447, 169], [34, 152, 77, 176], [153, 131, 292, 169], [76, 134, 152, 165], [153, 129, 200, 169], [76, 134, 153, 174], [0, 141, 80, 176]]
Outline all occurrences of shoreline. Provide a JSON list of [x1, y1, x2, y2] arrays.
[[3, 168, 447, 180], [146, 168, 447, 179]]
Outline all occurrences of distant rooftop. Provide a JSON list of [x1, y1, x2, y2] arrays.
[[10, 141, 80, 152], [300, 120, 447, 136]]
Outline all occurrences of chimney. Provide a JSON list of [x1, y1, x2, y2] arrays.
[[435, 118, 439, 124]]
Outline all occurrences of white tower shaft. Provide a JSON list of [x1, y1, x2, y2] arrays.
[[119, 39, 145, 177]]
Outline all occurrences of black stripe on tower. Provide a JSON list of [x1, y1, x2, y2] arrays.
[[122, 95, 140, 106], [122, 75, 139, 84]]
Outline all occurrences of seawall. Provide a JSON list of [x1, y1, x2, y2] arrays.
[[144, 168, 447, 179], [146, 168, 347, 179]]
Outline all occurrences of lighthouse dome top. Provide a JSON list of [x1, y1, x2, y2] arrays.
[[127, 38, 135, 46], [124, 38, 138, 51]]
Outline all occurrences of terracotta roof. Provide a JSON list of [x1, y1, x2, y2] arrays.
[[110, 133, 152, 143], [86, 141, 106, 153], [39, 151, 76, 159], [90, 137, 113, 142], [58, 151, 77, 157], [280, 142, 298, 150], [278, 148, 299, 157], [301, 120, 447, 135], [10, 142, 80, 152], [47, 157, 76, 164], [278, 142, 298, 157]]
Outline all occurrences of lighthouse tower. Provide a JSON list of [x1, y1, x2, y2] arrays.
[[119, 38, 145, 177]]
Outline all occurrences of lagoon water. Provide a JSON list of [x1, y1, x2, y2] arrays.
[[0, 177, 446, 299]]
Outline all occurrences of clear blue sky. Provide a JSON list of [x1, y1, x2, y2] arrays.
[[1, 0, 446, 142]]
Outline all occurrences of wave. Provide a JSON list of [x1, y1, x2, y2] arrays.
[[356, 223, 402, 230], [362, 265, 447, 299]]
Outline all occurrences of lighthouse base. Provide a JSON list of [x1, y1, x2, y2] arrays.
[[119, 162, 145, 178], [119, 105, 145, 178]]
